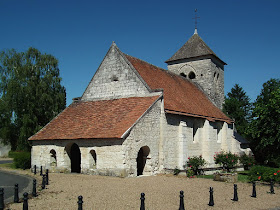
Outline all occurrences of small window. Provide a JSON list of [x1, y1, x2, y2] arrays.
[[111, 75, 119, 82], [90, 150, 97, 169], [217, 73, 219, 80], [214, 72, 216, 78], [50, 149, 57, 166], [180, 73, 187, 78], [188, 71, 196, 79]]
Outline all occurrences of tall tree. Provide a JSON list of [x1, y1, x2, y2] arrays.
[[223, 84, 252, 137], [248, 79, 280, 166], [0, 47, 66, 150]]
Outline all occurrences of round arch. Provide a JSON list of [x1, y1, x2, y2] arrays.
[[89, 149, 97, 169], [50, 149, 57, 167], [64, 143, 81, 173], [136, 146, 150, 176]]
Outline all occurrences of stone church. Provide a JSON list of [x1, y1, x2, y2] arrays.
[[29, 30, 247, 177]]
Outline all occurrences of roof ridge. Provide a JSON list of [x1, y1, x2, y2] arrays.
[[124, 54, 195, 82], [124, 54, 168, 72]]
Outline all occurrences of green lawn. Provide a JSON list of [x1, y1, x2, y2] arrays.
[[0, 162, 16, 169], [237, 171, 250, 182], [197, 171, 250, 183]]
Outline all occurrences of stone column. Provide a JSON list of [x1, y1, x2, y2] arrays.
[[178, 121, 188, 169], [202, 120, 211, 164]]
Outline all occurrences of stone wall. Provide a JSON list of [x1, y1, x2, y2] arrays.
[[31, 97, 162, 177], [0, 139, 11, 157], [161, 113, 242, 171], [122, 98, 162, 176], [82, 43, 150, 101], [31, 139, 127, 176], [167, 57, 224, 109]]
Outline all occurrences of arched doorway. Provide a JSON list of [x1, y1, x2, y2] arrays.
[[137, 146, 150, 176], [70, 143, 81, 173]]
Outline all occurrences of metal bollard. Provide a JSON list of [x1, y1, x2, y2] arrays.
[[42, 174, 46, 190], [23, 192, 28, 210], [208, 187, 214, 206], [32, 179, 37, 197], [77, 195, 83, 210], [179, 190, 185, 210], [0, 188, 4, 210], [232, 184, 238, 201], [14, 184, 19, 203], [251, 182, 256, 198], [40, 166, 43, 176], [270, 180, 275, 194], [46, 169, 49, 185], [140, 193, 145, 210], [34, 165, 37, 175]]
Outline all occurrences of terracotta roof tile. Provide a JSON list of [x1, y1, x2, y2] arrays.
[[29, 96, 159, 140], [125, 55, 232, 123]]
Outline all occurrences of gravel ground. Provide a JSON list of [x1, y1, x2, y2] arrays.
[[5, 172, 280, 210]]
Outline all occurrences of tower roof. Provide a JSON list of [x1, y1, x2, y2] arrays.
[[165, 33, 226, 65]]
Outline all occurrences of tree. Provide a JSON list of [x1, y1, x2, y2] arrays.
[[248, 79, 280, 166], [0, 47, 66, 150], [223, 84, 252, 137]]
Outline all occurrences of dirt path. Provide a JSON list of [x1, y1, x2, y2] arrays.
[[5, 172, 280, 210]]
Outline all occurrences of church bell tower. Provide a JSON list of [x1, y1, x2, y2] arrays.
[[165, 30, 226, 110]]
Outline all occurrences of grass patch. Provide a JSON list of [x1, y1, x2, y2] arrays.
[[237, 171, 250, 182], [0, 162, 16, 169], [197, 171, 250, 183], [197, 174, 214, 179]]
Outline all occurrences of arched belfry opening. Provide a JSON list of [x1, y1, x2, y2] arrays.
[[136, 146, 150, 176], [70, 143, 81, 173]]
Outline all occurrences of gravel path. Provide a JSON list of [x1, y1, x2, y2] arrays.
[[5, 172, 280, 210]]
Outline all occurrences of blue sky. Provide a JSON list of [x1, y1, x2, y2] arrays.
[[1, 0, 279, 106]]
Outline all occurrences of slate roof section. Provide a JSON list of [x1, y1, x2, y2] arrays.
[[125, 55, 232, 123], [165, 34, 226, 65], [29, 96, 160, 140]]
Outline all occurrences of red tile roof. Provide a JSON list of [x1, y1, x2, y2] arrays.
[[29, 96, 160, 140], [125, 55, 232, 123]]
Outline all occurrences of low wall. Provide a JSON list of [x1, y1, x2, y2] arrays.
[[0, 140, 11, 157]]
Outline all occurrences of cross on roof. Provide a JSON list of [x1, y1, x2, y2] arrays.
[[192, 9, 200, 30]]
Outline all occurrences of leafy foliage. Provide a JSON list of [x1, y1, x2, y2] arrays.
[[239, 154, 255, 170], [247, 79, 280, 166], [173, 167, 180, 175], [0, 47, 66, 150], [214, 151, 239, 172], [248, 165, 280, 183], [223, 84, 252, 137], [186, 168, 195, 178], [184, 155, 206, 175], [13, 151, 31, 169]]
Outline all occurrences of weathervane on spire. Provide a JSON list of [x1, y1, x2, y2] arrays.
[[193, 9, 200, 34]]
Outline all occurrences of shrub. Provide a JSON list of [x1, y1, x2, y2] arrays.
[[184, 155, 206, 175], [248, 165, 280, 183], [173, 167, 180, 176], [239, 154, 255, 170], [186, 168, 195, 178], [13, 152, 31, 170], [214, 151, 239, 172]]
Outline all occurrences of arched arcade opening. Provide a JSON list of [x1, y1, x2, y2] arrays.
[[136, 146, 150, 176]]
